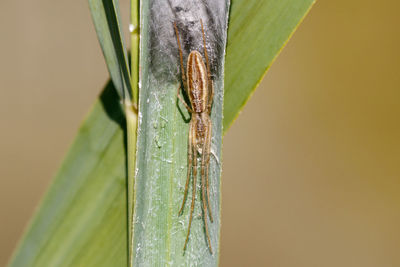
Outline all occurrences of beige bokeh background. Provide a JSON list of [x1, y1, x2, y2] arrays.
[[1, 0, 399, 266]]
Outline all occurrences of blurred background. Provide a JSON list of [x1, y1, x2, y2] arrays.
[[1, 0, 399, 266]]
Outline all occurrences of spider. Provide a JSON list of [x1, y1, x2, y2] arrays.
[[174, 19, 214, 253]]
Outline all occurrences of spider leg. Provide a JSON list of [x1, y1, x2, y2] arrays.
[[174, 22, 193, 112], [183, 124, 197, 251], [207, 81, 214, 115], [200, 19, 214, 115], [205, 117, 213, 222], [201, 121, 213, 253], [179, 120, 193, 215], [174, 22, 187, 89], [177, 84, 193, 113]]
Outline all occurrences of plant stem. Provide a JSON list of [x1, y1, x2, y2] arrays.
[[128, 1, 139, 266], [125, 99, 137, 267], [130, 0, 139, 106]]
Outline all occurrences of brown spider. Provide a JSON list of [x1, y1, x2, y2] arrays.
[[174, 20, 214, 253]]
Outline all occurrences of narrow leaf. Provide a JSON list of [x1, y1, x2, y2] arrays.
[[10, 84, 128, 267], [224, 0, 316, 131], [89, 0, 132, 100], [132, 0, 229, 265]]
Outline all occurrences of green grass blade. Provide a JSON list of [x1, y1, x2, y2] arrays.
[[131, 1, 229, 266], [9, 83, 128, 267], [9, 0, 315, 266], [89, 0, 132, 100], [89, 1, 139, 264], [224, 0, 316, 131]]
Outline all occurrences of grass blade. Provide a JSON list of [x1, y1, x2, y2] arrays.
[[10, 84, 128, 267], [89, 0, 132, 100], [131, 1, 229, 265], [224, 0, 316, 131]]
